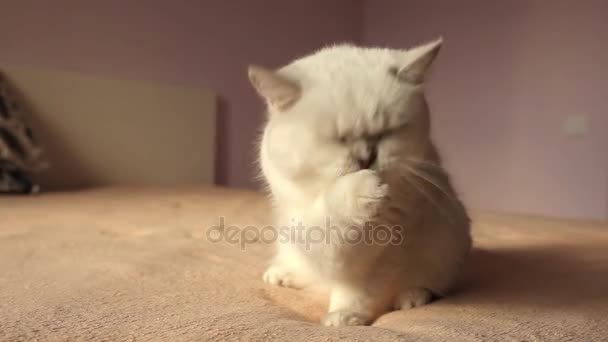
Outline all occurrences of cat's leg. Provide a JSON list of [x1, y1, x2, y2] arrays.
[[323, 169, 387, 226], [393, 287, 432, 310], [317, 170, 390, 326], [263, 242, 313, 289], [322, 281, 392, 326]]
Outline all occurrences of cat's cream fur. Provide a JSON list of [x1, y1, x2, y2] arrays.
[[248, 38, 472, 326]]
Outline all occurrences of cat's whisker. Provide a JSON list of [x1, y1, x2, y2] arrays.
[[397, 169, 446, 216], [406, 158, 443, 170], [400, 163, 459, 221], [403, 160, 456, 204]]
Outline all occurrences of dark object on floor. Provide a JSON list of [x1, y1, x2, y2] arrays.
[[0, 160, 38, 194], [0, 72, 47, 194]]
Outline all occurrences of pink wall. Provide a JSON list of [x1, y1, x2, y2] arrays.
[[0, 0, 363, 189], [364, 0, 608, 220]]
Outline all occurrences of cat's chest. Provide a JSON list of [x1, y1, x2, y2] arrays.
[[296, 238, 367, 278], [276, 217, 375, 275]]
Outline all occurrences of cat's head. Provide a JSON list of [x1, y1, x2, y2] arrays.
[[249, 38, 442, 189]]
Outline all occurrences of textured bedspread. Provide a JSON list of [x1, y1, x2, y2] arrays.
[[1, 187, 607, 341]]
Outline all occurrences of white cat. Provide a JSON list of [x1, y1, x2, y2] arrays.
[[248, 38, 472, 326]]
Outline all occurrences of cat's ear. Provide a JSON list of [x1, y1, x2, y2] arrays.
[[397, 37, 443, 84], [248, 65, 301, 111]]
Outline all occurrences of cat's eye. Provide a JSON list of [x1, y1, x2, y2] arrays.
[[338, 136, 347, 144], [369, 132, 385, 143]]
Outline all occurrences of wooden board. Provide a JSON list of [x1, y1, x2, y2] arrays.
[[1, 66, 216, 189]]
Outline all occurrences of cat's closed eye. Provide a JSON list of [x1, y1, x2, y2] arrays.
[[370, 132, 384, 142]]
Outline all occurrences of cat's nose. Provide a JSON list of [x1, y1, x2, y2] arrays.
[[358, 158, 372, 169], [358, 148, 377, 169]]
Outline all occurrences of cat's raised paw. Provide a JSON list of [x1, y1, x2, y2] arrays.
[[322, 310, 372, 327], [394, 288, 432, 310], [263, 266, 301, 288], [353, 170, 387, 219]]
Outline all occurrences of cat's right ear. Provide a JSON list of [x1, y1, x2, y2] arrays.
[[248, 65, 301, 111], [397, 38, 443, 85]]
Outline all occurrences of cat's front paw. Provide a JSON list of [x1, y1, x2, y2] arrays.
[[393, 288, 432, 310], [351, 170, 388, 224], [322, 310, 372, 327], [263, 266, 302, 288], [327, 169, 388, 225]]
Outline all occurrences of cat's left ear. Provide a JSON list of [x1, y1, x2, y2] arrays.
[[248, 65, 301, 111], [397, 37, 443, 85]]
